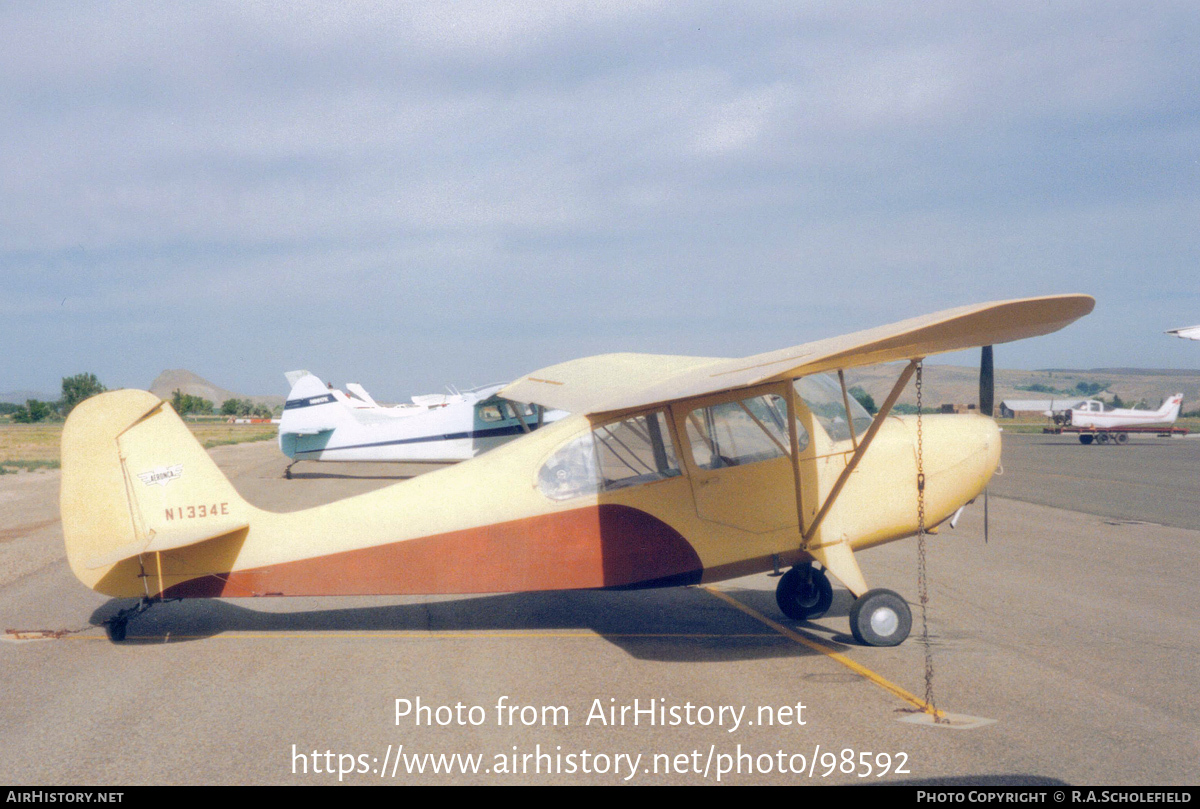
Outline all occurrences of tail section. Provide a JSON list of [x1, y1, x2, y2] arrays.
[[1161, 394, 1184, 422], [279, 371, 359, 458], [61, 389, 254, 595]]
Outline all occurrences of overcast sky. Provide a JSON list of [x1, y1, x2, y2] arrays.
[[3, 2, 1198, 400]]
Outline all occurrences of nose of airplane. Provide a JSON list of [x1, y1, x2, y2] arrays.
[[907, 414, 1001, 523]]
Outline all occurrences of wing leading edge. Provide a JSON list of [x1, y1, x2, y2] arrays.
[[500, 294, 1095, 417]]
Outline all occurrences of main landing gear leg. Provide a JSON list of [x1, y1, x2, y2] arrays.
[[775, 564, 833, 620]]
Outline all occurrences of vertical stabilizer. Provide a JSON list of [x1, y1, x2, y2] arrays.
[[61, 390, 253, 593]]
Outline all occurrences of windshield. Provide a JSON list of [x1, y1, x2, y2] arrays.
[[684, 394, 800, 469], [794, 375, 873, 443]]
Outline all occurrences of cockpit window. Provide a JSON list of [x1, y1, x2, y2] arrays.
[[538, 412, 680, 501], [794, 375, 873, 443], [685, 394, 799, 470]]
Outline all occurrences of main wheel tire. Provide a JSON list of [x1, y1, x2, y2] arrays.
[[1097, 432, 1110, 444], [1079, 434, 1094, 445], [1115, 432, 1128, 444], [775, 565, 833, 620], [848, 589, 912, 647]]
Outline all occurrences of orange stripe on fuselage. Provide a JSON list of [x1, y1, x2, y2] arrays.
[[162, 504, 703, 598]]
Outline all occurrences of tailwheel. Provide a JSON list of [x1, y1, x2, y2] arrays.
[[848, 589, 912, 647], [105, 617, 127, 642], [102, 596, 156, 642], [775, 564, 833, 620]]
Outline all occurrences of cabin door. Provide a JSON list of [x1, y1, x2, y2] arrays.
[[674, 385, 803, 534]]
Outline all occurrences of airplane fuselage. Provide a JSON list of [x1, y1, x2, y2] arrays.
[[278, 375, 567, 463], [66, 386, 998, 600], [1068, 395, 1183, 429]]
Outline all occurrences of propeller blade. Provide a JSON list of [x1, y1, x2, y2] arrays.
[[980, 345, 994, 417]]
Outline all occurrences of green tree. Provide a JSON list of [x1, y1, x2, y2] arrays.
[[171, 389, 214, 416], [221, 398, 256, 417], [12, 399, 53, 423], [59, 372, 107, 415], [849, 386, 877, 415], [1073, 381, 1109, 397]]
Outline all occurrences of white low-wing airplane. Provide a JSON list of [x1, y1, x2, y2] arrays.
[[279, 371, 567, 466], [1066, 394, 1184, 430]]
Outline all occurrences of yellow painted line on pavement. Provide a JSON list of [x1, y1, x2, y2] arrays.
[[702, 586, 944, 719], [11, 631, 780, 642]]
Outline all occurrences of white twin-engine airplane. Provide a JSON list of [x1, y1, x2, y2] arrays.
[[278, 371, 568, 467], [1063, 394, 1184, 430]]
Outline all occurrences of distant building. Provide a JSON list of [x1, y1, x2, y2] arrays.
[[998, 398, 1087, 418], [939, 404, 978, 414]]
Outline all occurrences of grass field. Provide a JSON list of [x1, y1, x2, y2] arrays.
[[0, 422, 277, 473], [1, 413, 1191, 475]]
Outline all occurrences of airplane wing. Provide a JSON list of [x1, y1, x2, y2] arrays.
[[499, 353, 726, 413], [500, 295, 1095, 417], [1167, 325, 1200, 341]]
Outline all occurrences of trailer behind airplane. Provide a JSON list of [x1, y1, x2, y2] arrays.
[[1043, 424, 1189, 444]]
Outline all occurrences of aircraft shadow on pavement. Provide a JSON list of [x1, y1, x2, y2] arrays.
[[892, 775, 1069, 787], [280, 460, 455, 482], [284, 471, 422, 481], [88, 585, 859, 662], [1019, 439, 1171, 449]]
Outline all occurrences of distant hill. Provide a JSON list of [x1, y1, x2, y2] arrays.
[[6, 365, 1196, 415], [0, 389, 58, 405], [0, 388, 58, 405], [148, 370, 283, 408], [843, 365, 1200, 412]]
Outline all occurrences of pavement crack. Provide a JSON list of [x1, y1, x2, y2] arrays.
[[0, 518, 61, 544]]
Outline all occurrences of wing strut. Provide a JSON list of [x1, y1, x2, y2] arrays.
[[837, 370, 860, 450], [505, 401, 532, 433], [796, 360, 919, 596]]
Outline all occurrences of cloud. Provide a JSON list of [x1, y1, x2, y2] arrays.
[[2, 3, 1198, 395]]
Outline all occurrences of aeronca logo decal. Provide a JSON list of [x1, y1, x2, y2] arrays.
[[137, 465, 183, 487]]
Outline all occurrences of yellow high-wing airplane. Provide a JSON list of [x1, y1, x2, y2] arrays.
[[61, 295, 1093, 644]]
